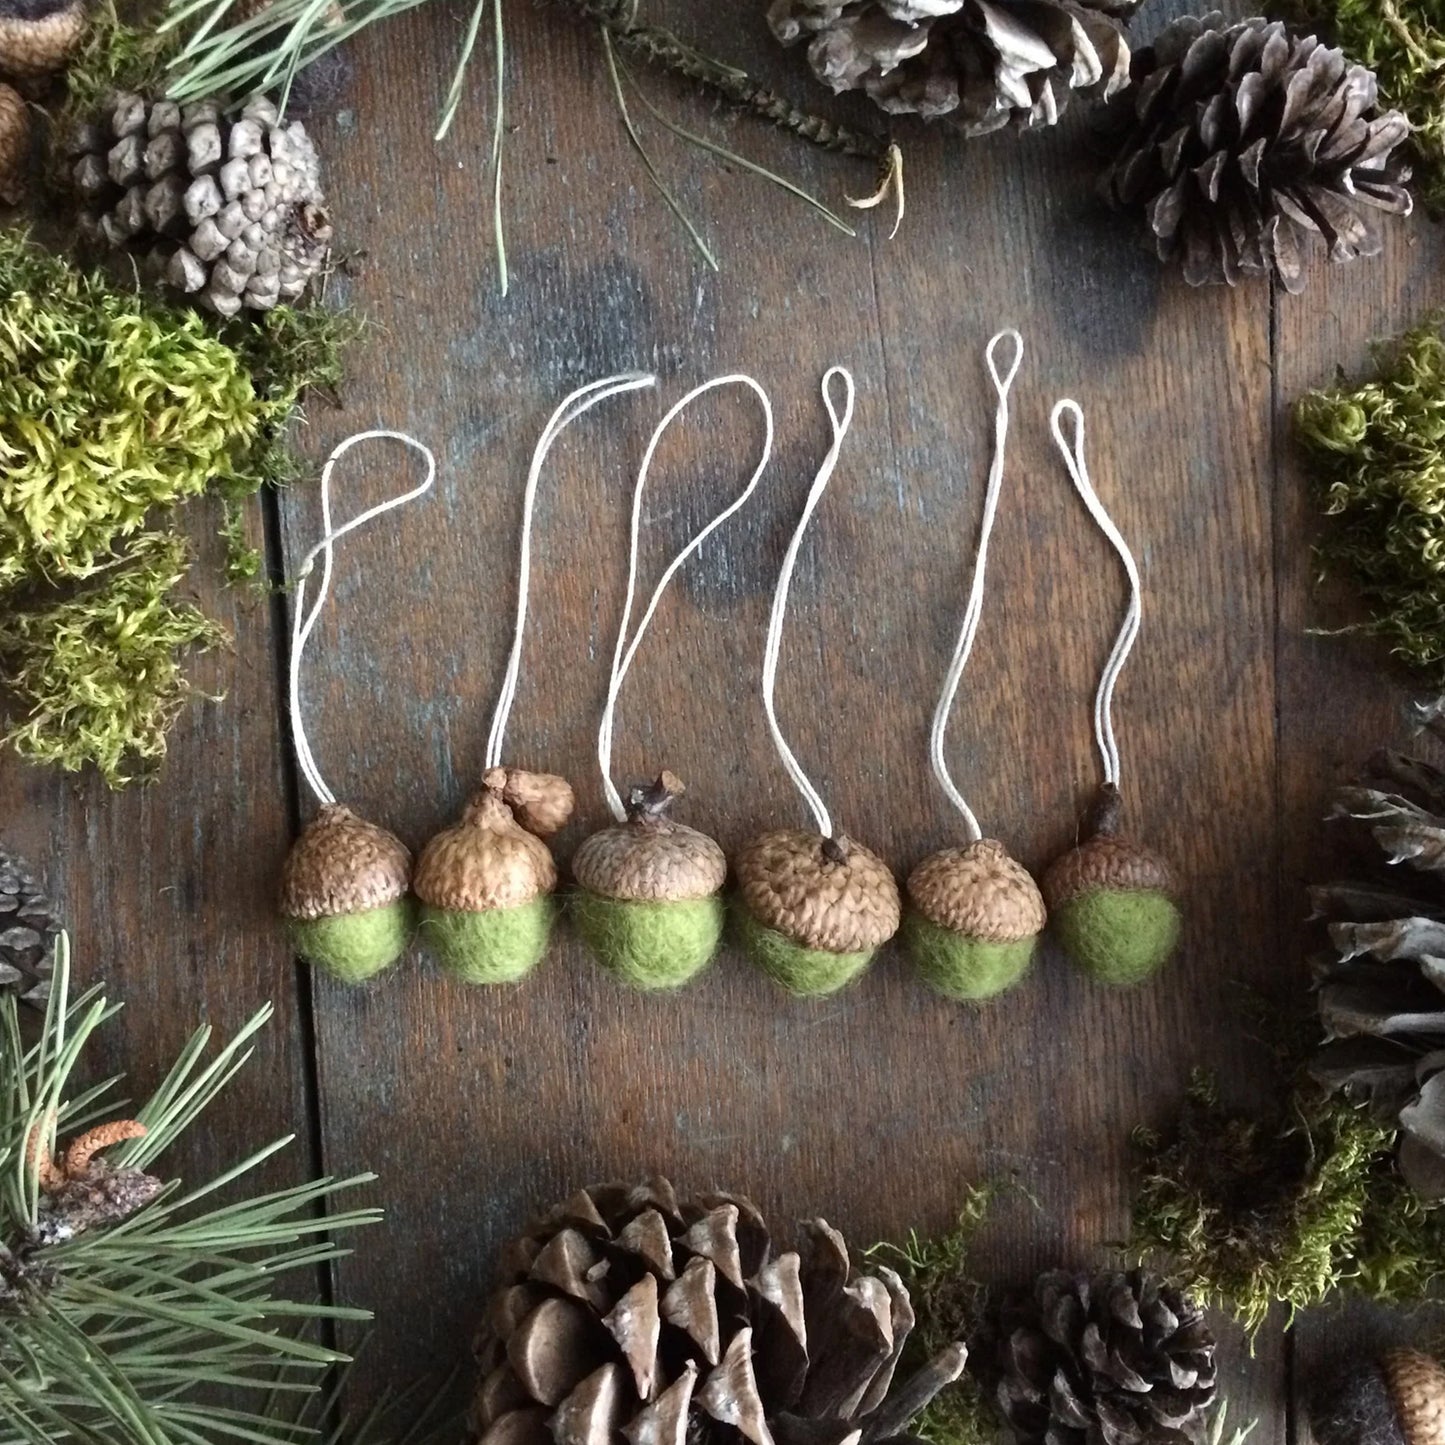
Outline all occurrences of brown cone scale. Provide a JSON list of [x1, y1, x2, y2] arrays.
[[0, 81, 26, 203], [279, 803, 411, 921], [908, 839, 1045, 940], [736, 828, 900, 953], [414, 771, 566, 913], [1387, 1351, 1445, 1445], [0, 0, 86, 83], [573, 772, 725, 903]]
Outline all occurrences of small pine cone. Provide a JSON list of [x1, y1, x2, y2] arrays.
[[908, 839, 1045, 941], [737, 828, 900, 952], [1311, 1350, 1445, 1445], [414, 785, 558, 912], [769, 0, 1137, 137], [0, 0, 87, 84], [485, 766, 575, 839], [573, 773, 726, 903], [279, 803, 412, 921], [469, 1177, 968, 1445], [0, 81, 26, 204], [1099, 14, 1413, 294], [70, 91, 332, 312], [0, 844, 59, 1006], [997, 1269, 1217, 1445]]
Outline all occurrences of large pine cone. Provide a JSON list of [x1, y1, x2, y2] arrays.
[[1309, 750, 1445, 1202], [0, 845, 58, 1007], [68, 92, 331, 315], [1099, 14, 1412, 294], [997, 1270, 1217, 1445], [768, 0, 1137, 137], [469, 1178, 967, 1445]]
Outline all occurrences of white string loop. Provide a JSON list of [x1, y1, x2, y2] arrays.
[[289, 430, 439, 808], [484, 372, 658, 770], [929, 329, 1024, 842], [598, 375, 774, 821], [1050, 399, 1142, 788], [761, 366, 857, 840]]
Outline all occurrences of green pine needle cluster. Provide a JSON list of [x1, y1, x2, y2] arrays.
[[1296, 319, 1445, 683], [1288, 0, 1445, 212], [0, 232, 358, 785], [0, 937, 382, 1444], [1131, 1073, 1445, 1335], [866, 1189, 997, 1445]]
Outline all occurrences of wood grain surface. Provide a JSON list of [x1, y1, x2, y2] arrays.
[[0, 0, 1436, 1432]]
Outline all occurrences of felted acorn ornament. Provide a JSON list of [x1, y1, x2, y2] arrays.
[[415, 372, 658, 985], [413, 768, 573, 985], [1310, 1350, 1445, 1445], [571, 372, 771, 991], [1043, 400, 1180, 986], [736, 367, 901, 996], [0, 0, 87, 86], [905, 331, 1045, 1001], [573, 774, 727, 991], [278, 430, 439, 983]]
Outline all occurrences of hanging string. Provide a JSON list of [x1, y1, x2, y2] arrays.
[[289, 431, 439, 809], [484, 372, 658, 771], [1050, 399, 1143, 789], [597, 375, 775, 821], [761, 366, 857, 841], [928, 329, 1024, 843]]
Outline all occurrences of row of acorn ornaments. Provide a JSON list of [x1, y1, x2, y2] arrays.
[[278, 352, 1182, 999]]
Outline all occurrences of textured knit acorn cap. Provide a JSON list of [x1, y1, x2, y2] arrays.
[[279, 803, 412, 921], [0, 0, 87, 82], [1042, 786, 1174, 908], [737, 828, 900, 952], [573, 772, 727, 904], [908, 839, 1046, 940], [0, 81, 26, 203], [413, 777, 560, 913]]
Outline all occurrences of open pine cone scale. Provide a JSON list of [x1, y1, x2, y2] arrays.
[[470, 1180, 966, 1445]]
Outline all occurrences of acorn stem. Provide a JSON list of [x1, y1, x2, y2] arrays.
[[1085, 783, 1124, 840], [625, 770, 685, 825]]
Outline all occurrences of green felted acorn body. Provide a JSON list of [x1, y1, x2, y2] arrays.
[[413, 767, 573, 986], [1044, 786, 1180, 987], [735, 828, 900, 998], [571, 771, 728, 991], [279, 803, 415, 983], [905, 839, 1046, 1002]]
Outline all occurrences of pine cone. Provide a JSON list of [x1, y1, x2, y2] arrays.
[[996, 1270, 1217, 1445], [1098, 14, 1413, 294], [768, 0, 1137, 137], [1309, 749, 1445, 1201], [0, 80, 26, 204], [470, 1178, 967, 1445], [0, 845, 59, 1007], [69, 92, 332, 315]]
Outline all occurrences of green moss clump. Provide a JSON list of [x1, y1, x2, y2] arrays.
[[58, 0, 177, 122], [1131, 1072, 1445, 1334], [1295, 320, 1445, 683], [0, 232, 360, 784], [1288, 0, 1445, 212], [866, 1189, 996, 1445]]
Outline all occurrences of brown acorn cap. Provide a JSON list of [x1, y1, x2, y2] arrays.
[[908, 839, 1046, 941], [1042, 784, 1174, 909], [0, 0, 87, 83], [736, 827, 900, 953], [413, 782, 557, 912], [0, 82, 27, 204], [484, 766, 575, 838], [279, 803, 412, 922], [572, 771, 726, 903], [1385, 1351, 1445, 1445]]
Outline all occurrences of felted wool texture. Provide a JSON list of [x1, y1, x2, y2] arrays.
[[904, 909, 1036, 1001], [286, 899, 414, 984], [1054, 888, 1181, 986], [572, 891, 723, 991], [420, 897, 552, 985], [1310, 1363, 1405, 1445], [736, 904, 873, 998]]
